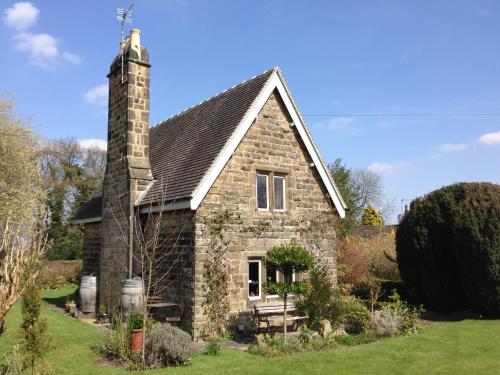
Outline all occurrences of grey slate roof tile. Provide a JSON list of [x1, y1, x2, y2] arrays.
[[75, 68, 274, 221]]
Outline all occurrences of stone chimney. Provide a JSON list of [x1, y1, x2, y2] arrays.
[[100, 28, 153, 306]]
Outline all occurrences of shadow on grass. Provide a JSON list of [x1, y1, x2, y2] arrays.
[[43, 291, 76, 309]]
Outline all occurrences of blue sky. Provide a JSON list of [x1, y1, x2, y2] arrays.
[[1, 1, 500, 222]]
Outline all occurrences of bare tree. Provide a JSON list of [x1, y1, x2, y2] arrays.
[[0, 218, 48, 336], [0, 95, 43, 226], [108, 183, 191, 364]]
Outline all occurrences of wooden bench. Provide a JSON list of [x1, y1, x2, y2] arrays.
[[254, 302, 308, 333], [147, 296, 181, 322]]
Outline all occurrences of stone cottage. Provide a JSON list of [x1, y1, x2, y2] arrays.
[[75, 29, 346, 338]]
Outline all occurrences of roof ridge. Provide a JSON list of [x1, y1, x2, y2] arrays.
[[151, 67, 279, 129]]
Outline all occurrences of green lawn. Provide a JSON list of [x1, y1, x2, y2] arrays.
[[1, 284, 499, 375]]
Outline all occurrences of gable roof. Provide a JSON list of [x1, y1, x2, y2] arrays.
[[75, 67, 346, 222]]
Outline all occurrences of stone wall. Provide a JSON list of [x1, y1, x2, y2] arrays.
[[82, 222, 101, 277], [100, 30, 153, 307], [141, 209, 196, 334], [193, 90, 338, 338]]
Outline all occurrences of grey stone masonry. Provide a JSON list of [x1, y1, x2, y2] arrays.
[[99, 29, 153, 307]]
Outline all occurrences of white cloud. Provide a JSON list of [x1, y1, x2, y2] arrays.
[[84, 84, 108, 105], [79, 139, 107, 151], [4, 2, 80, 69], [478, 131, 500, 146], [62, 52, 81, 64], [437, 143, 468, 153], [14, 32, 57, 61], [3, 2, 39, 31], [318, 117, 355, 130], [368, 161, 408, 175]]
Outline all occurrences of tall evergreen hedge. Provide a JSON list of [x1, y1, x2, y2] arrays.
[[396, 182, 500, 316]]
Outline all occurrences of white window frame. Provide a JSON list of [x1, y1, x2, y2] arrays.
[[273, 175, 286, 212], [248, 259, 262, 300], [256, 173, 269, 211]]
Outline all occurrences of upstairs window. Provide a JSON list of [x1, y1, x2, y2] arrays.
[[256, 174, 269, 210], [273, 176, 285, 211], [256, 172, 287, 212]]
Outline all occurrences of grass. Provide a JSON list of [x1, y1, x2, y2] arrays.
[[1, 284, 499, 374]]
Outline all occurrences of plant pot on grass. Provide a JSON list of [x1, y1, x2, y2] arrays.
[[128, 312, 144, 354], [97, 304, 108, 324], [66, 301, 76, 315]]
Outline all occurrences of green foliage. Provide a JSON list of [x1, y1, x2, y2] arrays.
[[38, 260, 82, 289], [396, 182, 500, 316], [330, 296, 371, 334], [94, 309, 130, 362], [20, 283, 50, 373], [146, 323, 191, 367], [264, 281, 309, 299], [41, 138, 106, 260], [334, 331, 377, 346], [128, 313, 144, 331], [295, 270, 336, 330], [203, 331, 232, 356], [249, 332, 337, 357], [264, 244, 315, 275], [263, 244, 314, 342], [384, 290, 424, 335], [328, 159, 384, 238], [361, 205, 385, 226], [202, 210, 231, 339]]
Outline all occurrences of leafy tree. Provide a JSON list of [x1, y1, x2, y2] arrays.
[[263, 244, 314, 343], [361, 205, 385, 226], [396, 182, 500, 316], [328, 159, 388, 237], [40, 138, 106, 259], [20, 282, 50, 374]]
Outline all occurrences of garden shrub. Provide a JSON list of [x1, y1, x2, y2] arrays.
[[334, 331, 376, 346], [330, 296, 371, 334], [373, 308, 401, 337], [249, 333, 335, 357], [95, 310, 130, 362], [38, 260, 82, 289], [295, 269, 336, 330], [385, 290, 423, 335], [396, 182, 500, 316], [146, 323, 191, 367]]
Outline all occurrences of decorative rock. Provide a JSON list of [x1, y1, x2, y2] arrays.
[[332, 329, 347, 338], [319, 319, 332, 337], [255, 334, 268, 350]]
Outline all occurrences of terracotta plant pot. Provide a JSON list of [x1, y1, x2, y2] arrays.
[[130, 329, 143, 354]]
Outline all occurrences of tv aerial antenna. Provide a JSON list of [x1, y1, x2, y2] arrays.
[[116, 3, 134, 83]]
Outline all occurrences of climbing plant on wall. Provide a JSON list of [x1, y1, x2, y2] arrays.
[[201, 210, 231, 339]]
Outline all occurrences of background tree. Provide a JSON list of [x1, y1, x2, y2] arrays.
[[328, 159, 391, 237], [361, 205, 385, 226], [0, 95, 43, 226], [264, 244, 314, 344], [396, 182, 500, 316], [40, 138, 106, 260]]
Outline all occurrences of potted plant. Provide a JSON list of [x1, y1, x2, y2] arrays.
[[66, 300, 76, 315], [128, 312, 144, 354], [97, 304, 108, 324]]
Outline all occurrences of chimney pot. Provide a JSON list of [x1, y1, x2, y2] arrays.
[[130, 28, 141, 59]]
